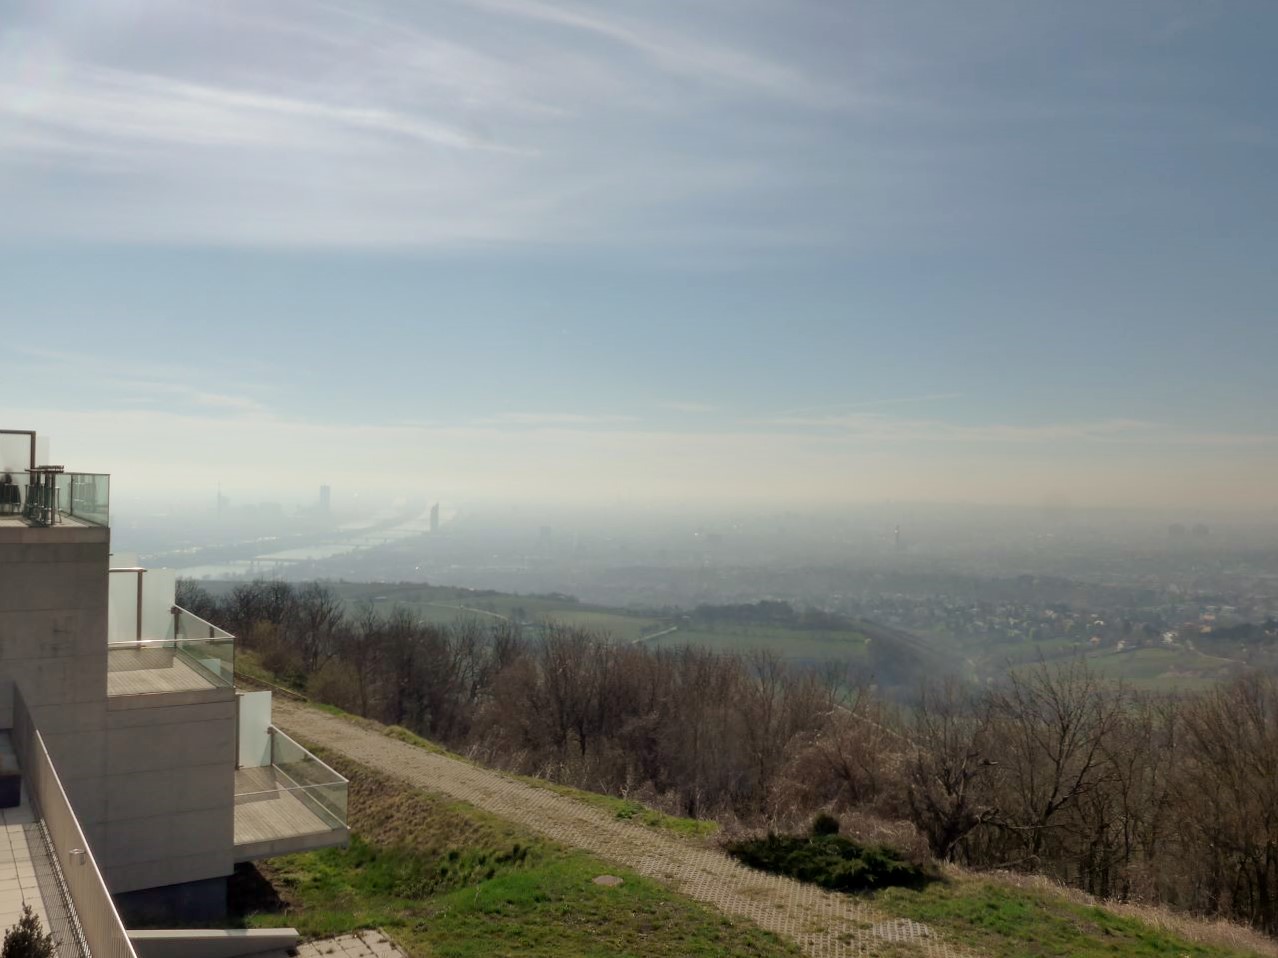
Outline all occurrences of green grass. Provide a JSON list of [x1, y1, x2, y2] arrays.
[[241, 751, 797, 958], [252, 842, 795, 957], [233, 649, 281, 687], [876, 880, 1260, 958], [514, 775, 718, 838]]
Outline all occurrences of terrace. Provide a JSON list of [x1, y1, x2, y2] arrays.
[[0, 431, 109, 530], [233, 725, 348, 861], [106, 570, 235, 702]]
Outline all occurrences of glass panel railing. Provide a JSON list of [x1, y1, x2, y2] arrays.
[[175, 636, 236, 685], [10, 470, 109, 526], [107, 639, 234, 691], [63, 471, 109, 526], [174, 606, 236, 683], [269, 728, 348, 828]]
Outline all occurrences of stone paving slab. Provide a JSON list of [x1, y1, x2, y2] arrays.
[[295, 930, 407, 958]]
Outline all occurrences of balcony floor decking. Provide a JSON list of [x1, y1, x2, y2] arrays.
[[233, 766, 345, 861], [106, 657, 217, 696], [0, 514, 96, 528]]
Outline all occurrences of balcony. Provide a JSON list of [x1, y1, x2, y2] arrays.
[[233, 727, 348, 861], [107, 602, 235, 703], [106, 636, 234, 698], [0, 470, 109, 528]]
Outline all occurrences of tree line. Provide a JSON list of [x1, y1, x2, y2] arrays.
[[179, 578, 1278, 937]]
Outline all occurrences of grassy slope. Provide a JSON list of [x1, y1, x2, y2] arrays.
[[876, 879, 1267, 958], [244, 689, 1277, 958], [243, 750, 798, 958]]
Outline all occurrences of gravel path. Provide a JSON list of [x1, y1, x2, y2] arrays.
[[274, 700, 967, 958]]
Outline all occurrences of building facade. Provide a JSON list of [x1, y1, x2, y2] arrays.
[[0, 430, 347, 953]]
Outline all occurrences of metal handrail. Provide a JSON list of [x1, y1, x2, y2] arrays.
[[12, 688, 139, 958]]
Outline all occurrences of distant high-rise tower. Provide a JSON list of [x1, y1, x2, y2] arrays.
[[319, 484, 331, 513], [430, 502, 440, 533], [894, 524, 902, 552]]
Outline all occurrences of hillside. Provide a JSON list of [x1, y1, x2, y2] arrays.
[[236, 692, 1278, 958]]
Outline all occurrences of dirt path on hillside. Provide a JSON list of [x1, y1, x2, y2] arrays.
[[273, 700, 965, 958]]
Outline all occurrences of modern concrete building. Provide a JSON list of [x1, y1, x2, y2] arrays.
[[0, 430, 348, 957]]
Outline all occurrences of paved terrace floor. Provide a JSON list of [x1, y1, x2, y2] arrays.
[[106, 655, 217, 696], [0, 515, 96, 529], [0, 734, 83, 958], [233, 766, 339, 857]]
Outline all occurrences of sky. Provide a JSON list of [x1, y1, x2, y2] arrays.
[[1, 0, 1276, 511]]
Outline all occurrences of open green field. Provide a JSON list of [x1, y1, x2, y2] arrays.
[[1083, 646, 1238, 690], [328, 583, 664, 642], [648, 624, 870, 662], [1003, 645, 1240, 692]]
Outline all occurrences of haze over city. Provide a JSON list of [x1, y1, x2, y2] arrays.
[[3, 0, 1277, 511]]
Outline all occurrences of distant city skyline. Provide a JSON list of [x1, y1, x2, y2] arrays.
[[2, 2, 1276, 509]]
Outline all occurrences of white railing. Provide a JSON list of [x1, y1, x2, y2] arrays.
[[13, 688, 138, 958]]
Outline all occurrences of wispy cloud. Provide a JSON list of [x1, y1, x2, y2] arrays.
[[656, 401, 719, 414], [773, 393, 964, 417], [12, 347, 273, 417], [756, 411, 1278, 448], [0, 0, 858, 249], [0, 67, 523, 154], [476, 412, 640, 426], [454, 0, 845, 107]]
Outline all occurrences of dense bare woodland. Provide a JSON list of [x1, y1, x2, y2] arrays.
[[182, 579, 1278, 937]]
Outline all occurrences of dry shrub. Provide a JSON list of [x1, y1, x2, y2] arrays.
[[836, 809, 929, 867], [305, 660, 360, 712]]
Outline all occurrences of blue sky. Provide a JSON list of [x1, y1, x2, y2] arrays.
[[2, 1, 1276, 509]]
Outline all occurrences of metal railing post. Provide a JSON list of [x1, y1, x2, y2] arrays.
[[135, 570, 145, 642]]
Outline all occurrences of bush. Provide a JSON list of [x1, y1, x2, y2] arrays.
[[726, 832, 931, 894], [2, 905, 54, 958], [811, 813, 841, 837]]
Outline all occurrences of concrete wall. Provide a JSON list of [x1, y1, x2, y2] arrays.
[[0, 525, 238, 896], [101, 694, 237, 892], [0, 524, 110, 832], [129, 928, 299, 958]]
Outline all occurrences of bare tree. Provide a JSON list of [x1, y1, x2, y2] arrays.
[[905, 678, 998, 862]]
